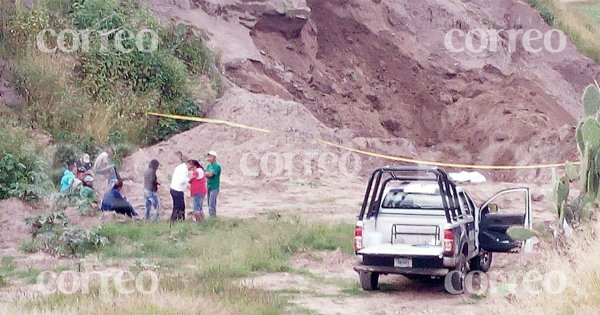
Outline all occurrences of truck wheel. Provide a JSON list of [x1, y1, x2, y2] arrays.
[[359, 271, 379, 291], [446, 253, 467, 294], [469, 251, 493, 272]]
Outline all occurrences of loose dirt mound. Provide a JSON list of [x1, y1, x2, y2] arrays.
[[0, 198, 36, 252], [142, 0, 599, 176], [120, 87, 366, 217]]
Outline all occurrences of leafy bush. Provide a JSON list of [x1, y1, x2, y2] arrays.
[[25, 210, 108, 257], [21, 240, 39, 253], [0, 124, 53, 201], [152, 97, 201, 142], [527, 0, 556, 26], [2, 2, 51, 52], [2, 0, 220, 159], [162, 24, 211, 75]]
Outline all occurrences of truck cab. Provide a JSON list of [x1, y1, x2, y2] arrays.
[[353, 167, 531, 294]]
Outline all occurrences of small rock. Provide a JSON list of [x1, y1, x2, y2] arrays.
[[225, 59, 243, 70], [172, 0, 191, 11], [283, 71, 294, 83], [557, 124, 572, 142], [440, 91, 453, 104], [493, 131, 510, 142], [532, 194, 545, 202]]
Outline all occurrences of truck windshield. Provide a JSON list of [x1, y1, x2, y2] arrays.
[[382, 189, 444, 209]]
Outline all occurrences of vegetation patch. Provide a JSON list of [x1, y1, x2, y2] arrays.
[[24, 210, 109, 257], [0, 0, 221, 159], [13, 217, 352, 314], [0, 121, 53, 201], [527, 0, 600, 62]]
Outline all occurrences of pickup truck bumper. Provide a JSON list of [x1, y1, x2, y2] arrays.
[[354, 264, 449, 276], [354, 255, 459, 276]]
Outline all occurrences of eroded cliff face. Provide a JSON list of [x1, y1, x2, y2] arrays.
[[144, 0, 599, 174]]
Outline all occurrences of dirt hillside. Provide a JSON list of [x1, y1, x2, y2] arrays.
[[139, 0, 598, 172]]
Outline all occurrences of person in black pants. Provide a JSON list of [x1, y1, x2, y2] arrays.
[[169, 158, 191, 222], [101, 180, 139, 221]]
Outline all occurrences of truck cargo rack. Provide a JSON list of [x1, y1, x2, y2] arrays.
[[359, 166, 462, 224], [390, 223, 441, 245]]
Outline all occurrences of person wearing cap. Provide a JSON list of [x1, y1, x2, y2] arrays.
[[76, 154, 93, 172], [205, 151, 221, 217], [79, 175, 96, 200]]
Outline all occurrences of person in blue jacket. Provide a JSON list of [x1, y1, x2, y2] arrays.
[[59, 163, 76, 193], [101, 180, 139, 221]]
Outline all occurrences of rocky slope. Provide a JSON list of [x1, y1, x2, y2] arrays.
[[137, 0, 600, 181]]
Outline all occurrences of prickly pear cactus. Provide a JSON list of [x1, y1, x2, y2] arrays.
[[576, 121, 585, 153], [579, 117, 600, 150], [565, 162, 579, 181], [583, 83, 600, 116], [555, 175, 569, 223], [507, 226, 536, 241], [551, 82, 600, 229]]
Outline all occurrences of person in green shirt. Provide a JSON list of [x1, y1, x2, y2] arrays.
[[78, 175, 96, 201], [205, 151, 221, 217]]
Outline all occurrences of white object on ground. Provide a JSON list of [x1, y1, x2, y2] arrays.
[[449, 171, 487, 183], [523, 236, 539, 253]]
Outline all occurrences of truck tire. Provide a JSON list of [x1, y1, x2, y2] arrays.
[[469, 251, 493, 272], [359, 271, 379, 291], [446, 253, 467, 294]]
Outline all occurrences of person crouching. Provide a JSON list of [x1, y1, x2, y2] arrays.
[[101, 180, 139, 221]]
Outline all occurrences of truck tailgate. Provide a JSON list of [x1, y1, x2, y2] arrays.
[[358, 244, 443, 257]]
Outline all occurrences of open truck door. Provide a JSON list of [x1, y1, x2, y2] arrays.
[[478, 188, 532, 253]]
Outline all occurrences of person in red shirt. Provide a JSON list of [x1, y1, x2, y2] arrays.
[[188, 160, 208, 223]]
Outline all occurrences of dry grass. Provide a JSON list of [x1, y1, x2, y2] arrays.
[[5, 291, 222, 315], [534, 0, 600, 61], [504, 222, 600, 314], [4, 218, 352, 315], [10, 48, 160, 144]]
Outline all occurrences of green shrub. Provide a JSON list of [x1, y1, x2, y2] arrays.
[[69, 0, 124, 30], [527, 0, 556, 26], [2, 0, 220, 155], [151, 97, 201, 142], [0, 124, 53, 201], [3, 3, 51, 52], [162, 24, 211, 75], [25, 210, 108, 257], [21, 240, 39, 253]]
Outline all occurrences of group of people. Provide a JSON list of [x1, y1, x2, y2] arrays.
[[59, 150, 114, 201], [58, 148, 222, 224], [149, 150, 221, 223]]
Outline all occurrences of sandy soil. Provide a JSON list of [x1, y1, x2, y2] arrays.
[[142, 0, 600, 183], [239, 248, 548, 314], [1, 0, 592, 313]]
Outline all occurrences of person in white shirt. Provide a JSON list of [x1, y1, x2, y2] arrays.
[[170, 156, 191, 221], [93, 148, 115, 178]]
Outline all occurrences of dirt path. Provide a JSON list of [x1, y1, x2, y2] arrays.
[[241, 248, 545, 314]]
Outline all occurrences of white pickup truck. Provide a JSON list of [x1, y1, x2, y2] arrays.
[[353, 167, 531, 294]]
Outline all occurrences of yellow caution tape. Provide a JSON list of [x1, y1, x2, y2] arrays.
[[148, 112, 580, 170], [147, 112, 272, 133]]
